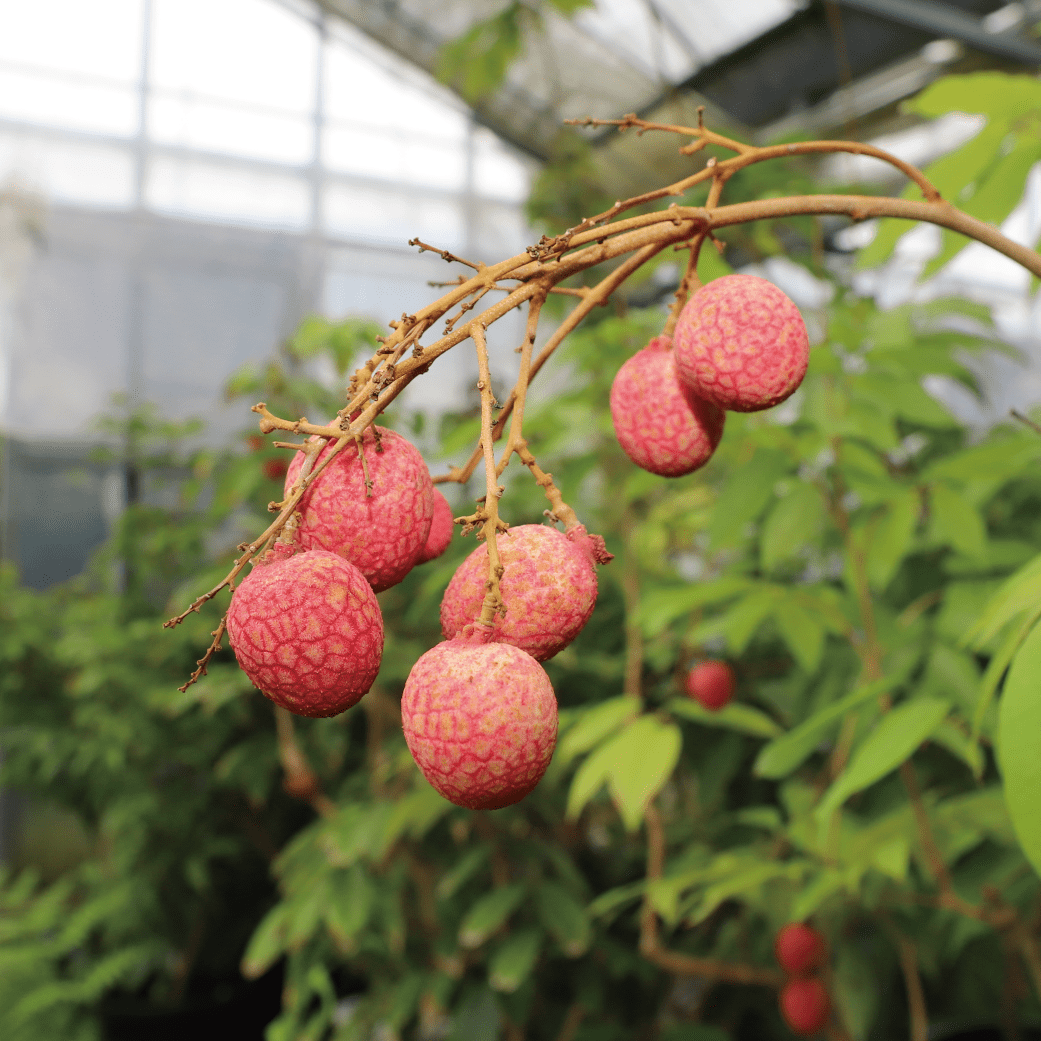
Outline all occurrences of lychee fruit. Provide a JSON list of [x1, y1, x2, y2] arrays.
[[440, 524, 603, 661], [401, 628, 558, 809], [779, 977, 830, 1036], [226, 547, 384, 718], [684, 660, 735, 711], [285, 425, 434, 592], [775, 923, 827, 976], [609, 335, 725, 477], [415, 488, 454, 565], [673, 274, 809, 413]]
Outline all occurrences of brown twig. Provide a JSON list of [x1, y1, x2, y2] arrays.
[[473, 324, 508, 625], [639, 802, 783, 987], [885, 919, 928, 1041], [273, 705, 335, 818]]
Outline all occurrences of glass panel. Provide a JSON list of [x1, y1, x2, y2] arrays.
[[0, 130, 135, 208], [323, 123, 466, 190], [323, 35, 468, 141], [0, 0, 143, 82], [147, 155, 311, 228], [473, 127, 531, 203], [149, 93, 313, 164], [323, 179, 464, 250], [0, 66, 138, 136]]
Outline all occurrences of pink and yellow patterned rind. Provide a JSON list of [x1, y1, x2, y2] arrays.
[[673, 274, 809, 413], [610, 338, 724, 477], [285, 426, 434, 592], [401, 638, 558, 809], [226, 549, 384, 718], [439, 525, 598, 661]]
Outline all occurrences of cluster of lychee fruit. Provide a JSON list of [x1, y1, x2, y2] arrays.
[[225, 422, 610, 810], [610, 273, 809, 477], [774, 924, 831, 1036]]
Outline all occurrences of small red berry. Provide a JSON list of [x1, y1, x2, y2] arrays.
[[774, 923, 827, 976], [263, 457, 289, 481], [779, 977, 830, 1036], [683, 660, 734, 711], [246, 434, 265, 452]]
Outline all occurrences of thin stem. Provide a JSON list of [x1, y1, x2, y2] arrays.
[[473, 324, 506, 626], [639, 802, 783, 987], [890, 922, 929, 1041], [273, 706, 335, 818]]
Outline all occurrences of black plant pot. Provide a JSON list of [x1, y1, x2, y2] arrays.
[[101, 963, 284, 1041]]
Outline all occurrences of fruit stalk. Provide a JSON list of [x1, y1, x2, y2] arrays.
[[473, 323, 507, 626]]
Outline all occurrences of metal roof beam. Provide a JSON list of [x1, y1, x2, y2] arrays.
[[832, 0, 1041, 65]]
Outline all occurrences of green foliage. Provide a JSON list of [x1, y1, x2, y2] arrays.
[[858, 73, 1041, 272], [4, 68, 1041, 1041]]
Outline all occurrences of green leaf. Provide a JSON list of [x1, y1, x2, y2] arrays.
[[437, 844, 490, 901], [972, 605, 1041, 740], [607, 717, 683, 831], [556, 696, 639, 764], [790, 871, 847, 921], [998, 619, 1041, 877], [709, 449, 790, 548], [717, 586, 783, 652], [535, 882, 591, 957], [459, 885, 527, 949], [931, 719, 984, 779], [774, 600, 825, 673], [817, 698, 950, 820], [241, 903, 290, 979], [667, 697, 782, 739], [324, 865, 373, 953], [760, 483, 826, 571], [865, 489, 918, 590], [929, 483, 986, 558], [566, 735, 620, 819], [488, 927, 543, 993], [436, 3, 526, 103], [754, 670, 910, 779], [964, 550, 1041, 648], [636, 578, 752, 637]]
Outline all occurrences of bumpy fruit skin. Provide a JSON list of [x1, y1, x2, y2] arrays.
[[226, 548, 384, 718], [674, 274, 809, 412], [684, 660, 735, 711], [610, 335, 725, 477], [440, 525, 600, 661], [415, 488, 454, 564], [779, 977, 830, 1036], [775, 923, 827, 976], [285, 426, 434, 592], [401, 631, 558, 809]]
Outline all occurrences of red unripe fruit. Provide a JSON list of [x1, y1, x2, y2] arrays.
[[674, 274, 809, 413], [246, 434, 265, 452], [684, 660, 735, 711], [401, 630, 558, 809], [440, 525, 602, 662], [779, 977, 830, 1036], [609, 335, 725, 477], [263, 457, 289, 482], [226, 548, 384, 718], [774, 923, 827, 976], [415, 488, 454, 565], [285, 426, 434, 592]]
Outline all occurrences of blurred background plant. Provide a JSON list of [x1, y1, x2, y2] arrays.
[[1, 4, 1041, 1038]]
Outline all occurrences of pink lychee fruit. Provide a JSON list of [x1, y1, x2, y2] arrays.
[[284, 425, 434, 592], [440, 524, 606, 661], [401, 628, 558, 809], [226, 547, 384, 718], [415, 488, 454, 565], [673, 274, 809, 413], [779, 977, 830, 1036], [609, 335, 725, 477], [684, 660, 735, 711], [775, 923, 827, 977]]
